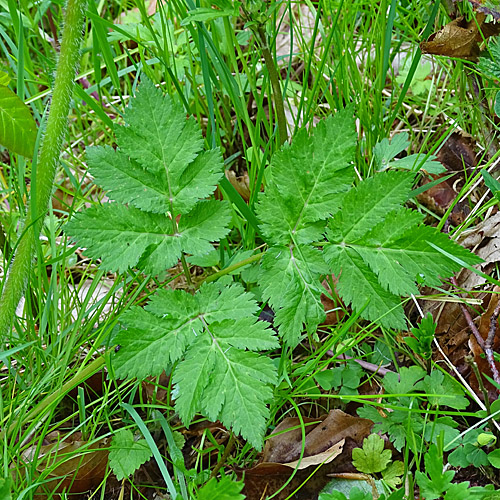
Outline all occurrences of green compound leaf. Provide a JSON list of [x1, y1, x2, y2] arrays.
[[109, 428, 152, 481], [66, 77, 230, 274], [66, 200, 230, 275], [352, 434, 392, 474], [197, 476, 245, 500], [381, 460, 404, 488], [0, 85, 37, 158], [259, 245, 329, 346], [114, 282, 279, 449], [258, 107, 356, 246], [257, 108, 356, 346], [324, 170, 481, 329], [416, 445, 455, 500]]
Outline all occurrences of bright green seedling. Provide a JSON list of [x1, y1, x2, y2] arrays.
[[404, 313, 436, 360], [352, 433, 392, 474], [197, 476, 245, 500], [65, 77, 231, 275], [373, 131, 444, 174], [113, 282, 279, 449], [109, 428, 153, 480]]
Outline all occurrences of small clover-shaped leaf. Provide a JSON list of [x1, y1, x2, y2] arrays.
[[381, 460, 404, 488], [109, 429, 152, 480], [197, 476, 245, 500], [352, 434, 392, 474]]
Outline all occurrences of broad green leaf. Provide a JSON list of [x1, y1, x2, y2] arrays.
[[443, 482, 473, 500], [352, 434, 392, 474], [197, 476, 245, 500], [488, 449, 500, 468], [66, 200, 230, 274], [257, 107, 356, 246], [326, 171, 414, 244], [389, 154, 445, 174], [67, 77, 230, 275], [0, 477, 11, 500], [479, 38, 500, 79], [109, 429, 152, 480], [383, 366, 425, 395], [0, 85, 37, 158], [324, 171, 481, 329], [422, 370, 468, 409], [114, 283, 279, 449], [373, 132, 409, 170], [260, 245, 329, 346], [86, 145, 223, 214], [325, 245, 406, 328]]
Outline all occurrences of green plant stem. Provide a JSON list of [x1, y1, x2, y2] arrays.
[[0, 0, 87, 336], [1, 354, 105, 441], [203, 252, 263, 284], [256, 25, 288, 146], [210, 432, 235, 479]]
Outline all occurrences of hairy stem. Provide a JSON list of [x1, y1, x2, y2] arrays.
[[0, 0, 87, 335]]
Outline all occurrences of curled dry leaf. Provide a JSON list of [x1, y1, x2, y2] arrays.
[[16, 433, 109, 498], [240, 410, 373, 500], [420, 13, 500, 60], [458, 212, 500, 289], [225, 169, 251, 202]]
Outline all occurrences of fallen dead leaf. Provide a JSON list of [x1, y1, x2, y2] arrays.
[[464, 1, 500, 22], [421, 13, 500, 60], [240, 410, 373, 500], [226, 169, 251, 202], [417, 132, 477, 227], [458, 212, 500, 289], [16, 433, 109, 498]]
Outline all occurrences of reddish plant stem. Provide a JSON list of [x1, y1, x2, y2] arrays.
[[451, 276, 500, 388], [486, 300, 500, 387], [327, 351, 395, 377]]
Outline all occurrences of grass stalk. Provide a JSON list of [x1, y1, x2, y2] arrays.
[[0, 0, 87, 336]]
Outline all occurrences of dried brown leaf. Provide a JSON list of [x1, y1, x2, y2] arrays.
[[239, 411, 373, 500], [421, 14, 500, 60], [18, 435, 109, 498]]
